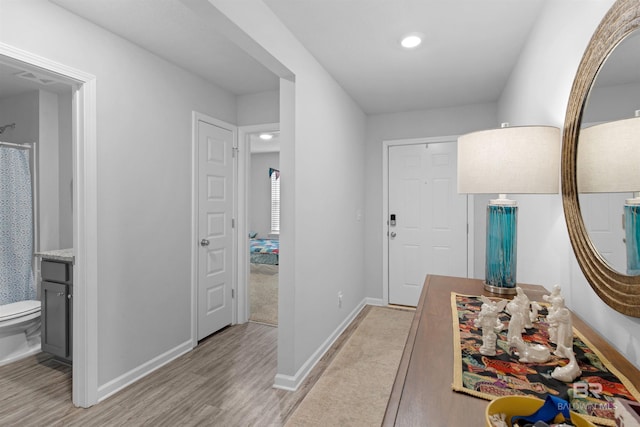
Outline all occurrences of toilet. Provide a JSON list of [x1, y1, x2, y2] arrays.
[[0, 300, 41, 366]]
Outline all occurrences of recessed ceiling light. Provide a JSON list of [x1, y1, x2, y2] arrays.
[[259, 133, 274, 140], [400, 33, 423, 49]]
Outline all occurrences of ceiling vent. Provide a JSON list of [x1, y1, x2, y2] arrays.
[[13, 70, 58, 85]]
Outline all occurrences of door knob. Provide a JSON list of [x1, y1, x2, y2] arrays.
[[390, 232, 397, 238], [200, 239, 210, 247]]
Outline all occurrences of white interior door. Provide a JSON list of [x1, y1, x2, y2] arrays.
[[388, 142, 467, 306], [197, 119, 234, 340]]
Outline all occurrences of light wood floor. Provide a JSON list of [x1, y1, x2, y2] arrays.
[[0, 306, 373, 427]]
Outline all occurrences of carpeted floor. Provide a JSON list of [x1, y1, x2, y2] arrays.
[[249, 263, 279, 326], [285, 306, 414, 426]]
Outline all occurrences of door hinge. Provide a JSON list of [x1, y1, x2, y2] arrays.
[[232, 289, 235, 298], [232, 218, 235, 228], [232, 147, 239, 158]]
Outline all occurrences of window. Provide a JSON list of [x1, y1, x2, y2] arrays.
[[271, 171, 280, 233]]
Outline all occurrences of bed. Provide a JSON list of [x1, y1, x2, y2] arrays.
[[250, 239, 279, 265]]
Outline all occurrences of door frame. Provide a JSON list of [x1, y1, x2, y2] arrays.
[[236, 123, 279, 324], [190, 112, 238, 347], [0, 43, 99, 407], [382, 136, 474, 304]]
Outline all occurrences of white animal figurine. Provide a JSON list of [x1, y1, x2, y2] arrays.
[[506, 298, 526, 344], [545, 292, 582, 382], [515, 287, 536, 329], [552, 344, 582, 382], [510, 336, 551, 363], [547, 298, 573, 352], [474, 296, 508, 356], [543, 285, 565, 344]]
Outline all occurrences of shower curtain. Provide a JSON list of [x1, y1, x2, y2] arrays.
[[0, 146, 36, 305]]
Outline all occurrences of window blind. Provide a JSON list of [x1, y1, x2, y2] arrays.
[[271, 172, 280, 233]]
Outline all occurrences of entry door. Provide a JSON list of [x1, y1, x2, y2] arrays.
[[198, 119, 234, 340], [388, 142, 467, 306]]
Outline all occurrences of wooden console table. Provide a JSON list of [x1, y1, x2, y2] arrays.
[[382, 275, 640, 426]]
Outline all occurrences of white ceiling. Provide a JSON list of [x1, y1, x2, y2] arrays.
[[5, 1, 635, 116], [50, 0, 280, 96], [250, 133, 280, 153], [263, 0, 548, 114], [46, 0, 549, 116]]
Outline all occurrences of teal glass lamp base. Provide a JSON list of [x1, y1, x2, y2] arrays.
[[485, 202, 518, 295], [625, 202, 640, 276]]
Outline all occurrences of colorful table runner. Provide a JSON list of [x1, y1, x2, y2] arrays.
[[451, 293, 640, 426]]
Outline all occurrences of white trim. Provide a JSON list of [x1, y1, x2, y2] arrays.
[[273, 298, 367, 391], [191, 112, 238, 347], [382, 135, 473, 305], [364, 297, 385, 306], [190, 112, 199, 349], [0, 42, 99, 408], [237, 123, 279, 324], [73, 75, 99, 408], [97, 340, 192, 402], [382, 142, 390, 305]]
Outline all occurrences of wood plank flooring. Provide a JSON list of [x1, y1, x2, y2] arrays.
[[0, 306, 373, 427]]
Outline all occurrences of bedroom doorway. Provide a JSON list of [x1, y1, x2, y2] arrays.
[[238, 124, 280, 327], [248, 131, 279, 326]]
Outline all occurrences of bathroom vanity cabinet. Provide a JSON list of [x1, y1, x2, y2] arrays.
[[41, 259, 73, 363]]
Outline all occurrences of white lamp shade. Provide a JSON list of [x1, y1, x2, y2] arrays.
[[577, 116, 640, 193], [457, 126, 561, 194]]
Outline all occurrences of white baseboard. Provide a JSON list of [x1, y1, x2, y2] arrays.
[[273, 298, 367, 391], [273, 373, 298, 391], [97, 340, 193, 402], [365, 297, 385, 306]]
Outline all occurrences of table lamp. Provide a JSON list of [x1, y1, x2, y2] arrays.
[[458, 125, 561, 294], [578, 114, 640, 275]]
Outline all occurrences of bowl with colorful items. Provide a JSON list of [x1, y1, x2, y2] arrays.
[[486, 395, 595, 427]]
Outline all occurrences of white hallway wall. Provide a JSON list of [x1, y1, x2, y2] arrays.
[[363, 103, 499, 299], [210, 0, 367, 383], [583, 82, 640, 123], [498, 0, 640, 368], [0, 0, 238, 390], [237, 89, 279, 126]]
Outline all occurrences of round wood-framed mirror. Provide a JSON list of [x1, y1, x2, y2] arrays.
[[563, 0, 640, 317]]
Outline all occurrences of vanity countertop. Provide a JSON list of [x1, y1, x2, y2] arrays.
[[35, 248, 74, 263]]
